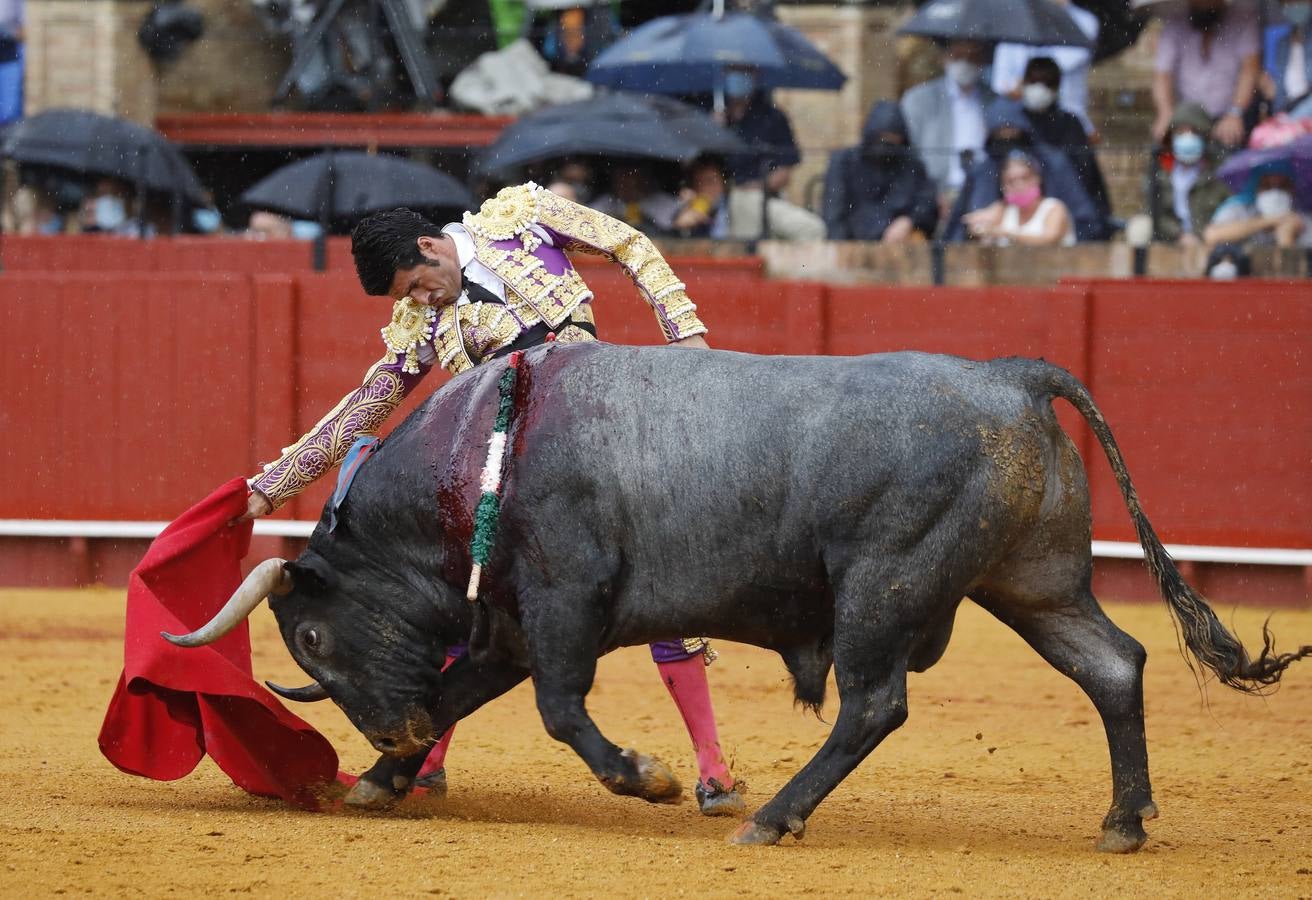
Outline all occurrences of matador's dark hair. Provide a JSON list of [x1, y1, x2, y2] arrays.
[[350, 208, 443, 297]]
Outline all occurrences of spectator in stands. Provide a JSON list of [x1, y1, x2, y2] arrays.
[[961, 150, 1076, 246], [1153, 0, 1261, 147], [7, 183, 61, 235], [590, 165, 679, 236], [1205, 242, 1254, 277], [992, 0, 1100, 135], [246, 210, 294, 240], [718, 69, 824, 240], [1262, 0, 1312, 113], [532, 4, 619, 79], [901, 40, 997, 210], [545, 180, 579, 202], [945, 98, 1103, 241], [1018, 57, 1112, 224], [549, 158, 596, 205], [1203, 161, 1311, 247], [821, 100, 938, 242], [1146, 103, 1233, 245], [79, 179, 142, 236], [672, 156, 730, 239]]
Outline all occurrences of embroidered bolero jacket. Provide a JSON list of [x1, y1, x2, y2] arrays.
[[250, 183, 708, 510]]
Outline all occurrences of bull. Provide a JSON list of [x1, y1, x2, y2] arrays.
[[166, 343, 1309, 850]]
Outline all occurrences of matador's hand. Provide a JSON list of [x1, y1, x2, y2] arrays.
[[233, 489, 272, 525]]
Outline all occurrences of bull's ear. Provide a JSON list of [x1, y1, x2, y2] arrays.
[[283, 554, 336, 595]]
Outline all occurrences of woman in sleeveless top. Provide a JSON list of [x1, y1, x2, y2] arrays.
[[962, 151, 1076, 246]]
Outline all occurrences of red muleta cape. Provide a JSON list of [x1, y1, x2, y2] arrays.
[[98, 477, 345, 809]]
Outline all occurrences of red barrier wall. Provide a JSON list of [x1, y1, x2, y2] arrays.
[[2, 243, 1309, 600]]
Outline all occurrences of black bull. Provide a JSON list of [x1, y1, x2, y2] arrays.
[[168, 344, 1309, 850]]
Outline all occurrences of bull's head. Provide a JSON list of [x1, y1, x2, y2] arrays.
[[162, 550, 458, 757]]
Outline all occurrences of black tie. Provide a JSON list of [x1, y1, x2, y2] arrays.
[[461, 273, 503, 306]]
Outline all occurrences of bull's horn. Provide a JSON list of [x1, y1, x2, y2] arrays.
[[160, 558, 291, 648], [265, 680, 330, 702]]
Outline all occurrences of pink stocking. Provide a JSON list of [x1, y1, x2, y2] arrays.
[[417, 650, 462, 780], [657, 656, 733, 789]]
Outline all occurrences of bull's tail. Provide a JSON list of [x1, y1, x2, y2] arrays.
[[1027, 360, 1311, 694]]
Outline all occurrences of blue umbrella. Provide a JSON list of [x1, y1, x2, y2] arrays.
[[586, 12, 847, 94]]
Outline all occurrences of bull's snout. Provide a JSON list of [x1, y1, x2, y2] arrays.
[[365, 709, 435, 757]]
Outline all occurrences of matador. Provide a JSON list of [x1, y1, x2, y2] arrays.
[[241, 183, 742, 815]]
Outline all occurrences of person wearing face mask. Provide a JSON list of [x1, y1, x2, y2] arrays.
[[900, 40, 997, 210], [961, 151, 1075, 247], [1152, 0, 1261, 147], [1145, 103, 1234, 245], [944, 97, 1103, 242], [1261, 0, 1312, 113], [821, 100, 938, 242], [1204, 162, 1311, 248], [78, 178, 144, 236], [1205, 242, 1253, 277], [1018, 56, 1112, 226], [715, 68, 825, 240], [991, 0, 1099, 135]]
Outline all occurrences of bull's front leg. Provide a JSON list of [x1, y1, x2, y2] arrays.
[[344, 655, 529, 809], [523, 595, 683, 805]]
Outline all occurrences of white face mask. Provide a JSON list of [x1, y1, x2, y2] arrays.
[[1021, 83, 1057, 112], [1255, 189, 1294, 218], [946, 60, 981, 88], [1209, 259, 1239, 280]]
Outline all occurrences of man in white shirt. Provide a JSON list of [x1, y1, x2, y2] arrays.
[[901, 40, 997, 212]]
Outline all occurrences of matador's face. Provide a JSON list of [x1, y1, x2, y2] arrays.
[[389, 234, 463, 308]]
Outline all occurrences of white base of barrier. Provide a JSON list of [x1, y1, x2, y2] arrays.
[[1, 521, 1310, 567]]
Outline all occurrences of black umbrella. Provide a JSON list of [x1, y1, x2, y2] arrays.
[[478, 93, 749, 177], [899, 0, 1097, 48], [1, 108, 206, 205], [240, 151, 474, 223]]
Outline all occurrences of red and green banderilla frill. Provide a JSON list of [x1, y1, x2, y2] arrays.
[[466, 350, 524, 601]]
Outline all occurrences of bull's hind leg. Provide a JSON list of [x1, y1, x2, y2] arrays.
[[975, 586, 1156, 853], [522, 592, 683, 805]]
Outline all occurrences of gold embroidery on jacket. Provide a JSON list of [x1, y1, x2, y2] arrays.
[[462, 183, 543, 251], [380, 297, 437, 375], [534, 189, 707, 342], [251, 357, 409, 509]]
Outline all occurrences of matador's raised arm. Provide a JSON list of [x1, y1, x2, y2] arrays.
[[249, 298, 437, 510], [531, 187, 708, 343]]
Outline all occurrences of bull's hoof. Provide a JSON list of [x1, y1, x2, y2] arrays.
[[696, 779, 747, 817], [415, 767, 448, 799], [629, 750, 683, 804], [729, 819, 783, 846], [1096, 801, 1158, 854], [343, 777, 404, 810]]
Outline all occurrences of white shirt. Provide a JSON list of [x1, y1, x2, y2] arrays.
[[991, 4, 1100, 134], [1170, 164, 1202, 234], [442, 221, 555, 302], [1287, 40, 1309, 104], [998, 197, 1076, 246], [945, 78, 987, 190]]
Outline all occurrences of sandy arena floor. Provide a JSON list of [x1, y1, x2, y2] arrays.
[[0, 588, 1309, 898]]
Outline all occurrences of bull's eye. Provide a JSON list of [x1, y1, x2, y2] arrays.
[[296, 623, 328, 656]]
